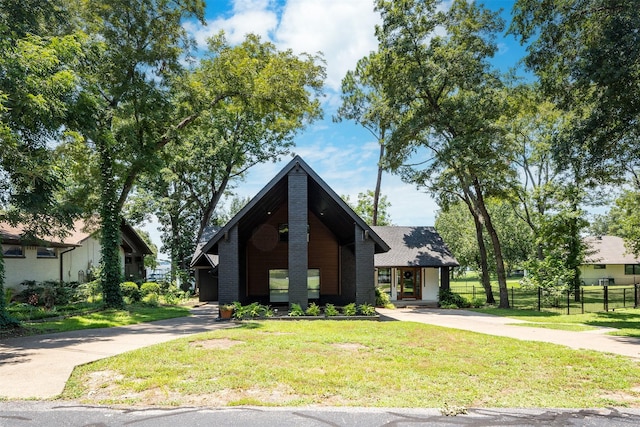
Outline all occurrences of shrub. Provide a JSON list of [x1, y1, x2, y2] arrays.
[[120, 281, 140, 303], [324, 303, 339, 316], [232, 302, 272, 319], [140, 282, 161, 297], [358, 303, 376, 316], [470, 297, 485, 308], [142, 292, 159, 307], [438, 289, 470, 308], [375, 288, 394, 308], [74, 280, 102, 303], [305, 302, 321, 316], [342, 303, 357, 316], [289, 303, 305, 316]]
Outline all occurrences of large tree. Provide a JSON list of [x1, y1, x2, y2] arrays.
[[510, 0, 640, 177], [0, 0, 81, 326], [335, 53, 397, 225], [135, 33, 324, 282], [373, 0, 515, 307]]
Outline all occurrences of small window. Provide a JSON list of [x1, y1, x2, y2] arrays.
[[2, 245, 24, 257], [376, 268, 391, 297], [593, 265, 606, 270], [278, 224, 289, 242], [37, 247, 57, 258], [625, 264, 640, 275]]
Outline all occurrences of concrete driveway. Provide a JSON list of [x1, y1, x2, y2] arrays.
[[0, 304, 229, 399], [377, 307, 640, 359]]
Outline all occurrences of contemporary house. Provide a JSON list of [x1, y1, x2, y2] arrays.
[[194, 156, 390, 308], [372, 226, 458, 304], [192, 156, 459, 307], [581, 235, 640, 286], [1, 219, 152, 289]]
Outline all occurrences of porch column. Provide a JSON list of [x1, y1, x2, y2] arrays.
[[218, 225, 240, 304], [440, 266, 451, 291], [288, 164, 308, 308], [355, 224, 375, 305]]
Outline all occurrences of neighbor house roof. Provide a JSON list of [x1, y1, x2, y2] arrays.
[[0, 218, 152, 255], [583, 235, 640, 265], [0, 219, 94, 248], [371, 226, 459, 268], [199, 155, 390, 256]]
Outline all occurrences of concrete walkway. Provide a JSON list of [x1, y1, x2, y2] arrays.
[[0, 304, 229, 399], [377, 308, 640, 359]]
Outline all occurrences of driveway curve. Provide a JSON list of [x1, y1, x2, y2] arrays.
[[377, 308, 640, 360], [0, 304, 229, 399]]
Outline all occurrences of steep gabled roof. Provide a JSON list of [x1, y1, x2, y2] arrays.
[[200, 155, 390, 255], [372, 226, 458, 268], [583, 235, 640, 265]]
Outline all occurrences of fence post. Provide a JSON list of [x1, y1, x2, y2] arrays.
[[581, 288, 584, 314], [537, 287, 541, 311], [567, 289, 570, 315], [604, 285, 609, 312]]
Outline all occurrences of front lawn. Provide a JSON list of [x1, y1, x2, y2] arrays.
[[473, 308, 640, 338], [62, 320, 640, 408]]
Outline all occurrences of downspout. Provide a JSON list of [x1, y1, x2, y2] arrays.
[[59, 247, 76, 282]]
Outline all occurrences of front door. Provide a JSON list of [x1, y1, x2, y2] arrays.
[[398, 268, 421, 300]]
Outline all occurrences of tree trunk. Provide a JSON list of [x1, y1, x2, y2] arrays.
[[372, 135, 385, 226], [472, 209, 495, 304], [461, 195, 495, 303], [98, 137, 125, 309], [473, 178, 509, 308]]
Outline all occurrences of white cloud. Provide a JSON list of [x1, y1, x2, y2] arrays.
[[186, 0, 278, 47], [276, 0, 380, 90]]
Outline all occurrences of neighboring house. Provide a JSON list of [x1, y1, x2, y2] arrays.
[[581, 235, 640, 286], [372, 226, 459, 304], [192, 155, 459, 307], [193, 155, 390, 307], [1, 219, 152, 289]]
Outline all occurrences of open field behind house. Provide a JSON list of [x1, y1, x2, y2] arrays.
[[62, 320, 640, 408]]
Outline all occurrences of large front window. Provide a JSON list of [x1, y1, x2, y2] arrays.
[[2, 245, 24, 257], [269, 269, 320, 302]]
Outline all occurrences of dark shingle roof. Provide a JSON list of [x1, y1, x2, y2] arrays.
[[372, 226, 458, 268]]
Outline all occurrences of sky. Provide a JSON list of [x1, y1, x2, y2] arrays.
[[143, 0, 529, 254]]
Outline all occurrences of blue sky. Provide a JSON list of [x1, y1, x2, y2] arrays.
[[144, 0, 529, 251]]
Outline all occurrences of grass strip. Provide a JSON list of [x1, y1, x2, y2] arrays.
[[24, 304, 191, 334]]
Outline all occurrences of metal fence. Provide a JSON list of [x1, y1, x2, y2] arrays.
[[450, 283, 640, 314]]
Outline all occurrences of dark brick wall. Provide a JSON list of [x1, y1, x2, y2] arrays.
[[288, 166, 309, 308], [355, 224, 376, 305], [338, 245, 356, 305], [218, 225, 239, 304]]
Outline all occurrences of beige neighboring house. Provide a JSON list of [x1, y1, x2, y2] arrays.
[[1, 219, 152, 290], [582, 235, 640, 286]]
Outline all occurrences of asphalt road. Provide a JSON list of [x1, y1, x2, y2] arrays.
[[1, 402, 640, 427]]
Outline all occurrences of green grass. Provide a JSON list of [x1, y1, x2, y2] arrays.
[[473, 308, 640, 337], [508, 322, 599, 332], [62, 320, 640, 408], [24, 304, 191, 334]]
